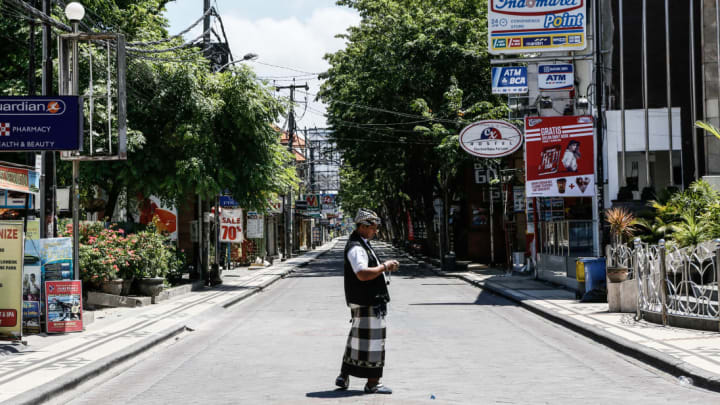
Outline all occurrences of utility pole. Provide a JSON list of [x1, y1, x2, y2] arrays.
[[41, 0, 55, 238], [196, 0, 212, 281], [276, 81, 309, 259]]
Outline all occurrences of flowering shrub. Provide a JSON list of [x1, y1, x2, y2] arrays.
[[61, 217, 182, 285]]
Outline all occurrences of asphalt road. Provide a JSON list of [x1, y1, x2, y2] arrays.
[[52, 241, 719, 404]]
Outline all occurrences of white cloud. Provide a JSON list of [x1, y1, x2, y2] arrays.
[[220, 7, 360, 128]]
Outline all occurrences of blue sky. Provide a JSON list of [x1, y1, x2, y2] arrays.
[[163, 0, 359, 129]]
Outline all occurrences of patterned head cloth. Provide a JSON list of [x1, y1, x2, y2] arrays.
[[354, 208, 381, 226]]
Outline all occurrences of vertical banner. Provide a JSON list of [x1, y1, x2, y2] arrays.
[[45, 280, 83, 333], [246, 211, 264, 239], [0, 222, 24, 340], [488, 0, 587, 54], [219, 208, 244, 243], [525, 115, 595, 197]]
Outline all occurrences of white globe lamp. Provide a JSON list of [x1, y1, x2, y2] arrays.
[[64, 2, 85, 22]]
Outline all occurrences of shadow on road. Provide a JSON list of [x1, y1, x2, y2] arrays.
[[305, 389, 366, 398], [409, 288, 516, 307]]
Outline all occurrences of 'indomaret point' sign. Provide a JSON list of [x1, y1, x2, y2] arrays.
[[0, 96, 82, 151], [488, 0, 587, 55]]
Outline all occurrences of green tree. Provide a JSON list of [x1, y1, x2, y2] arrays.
[[320, 0, 506, 251]]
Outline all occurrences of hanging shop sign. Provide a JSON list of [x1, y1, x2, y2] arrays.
[[538, 64, 574, 91], [0, 96, 83, 151], [45, 280, 83, 333], [246, 211, 264, 239], [491, 67, 528, 94], [0, 222, 24, 340], [459, 120, 523, 158], [525, 115, 595, 197], [0, 164, 40, 194], [305, 194, 320, 211], [488, 0, 587, 55], [219, 208, 243, 243]]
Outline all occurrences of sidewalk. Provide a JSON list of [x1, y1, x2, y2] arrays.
[[0, 239, 339, 405], [437, 264, 720, 392]]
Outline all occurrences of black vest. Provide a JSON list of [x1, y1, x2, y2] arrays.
[[344, 231, 390, 306]]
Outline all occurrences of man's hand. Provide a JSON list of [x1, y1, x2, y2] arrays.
[[383, 260, 400, 272]]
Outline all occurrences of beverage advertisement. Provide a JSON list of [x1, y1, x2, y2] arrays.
[[0, 222, 24, 340], [525, 115, 595, 197], [45, 280, 83, 333], [488, 0, 587, 54]]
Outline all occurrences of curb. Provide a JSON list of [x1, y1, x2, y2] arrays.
[[2, 240, 340, 405], [438, 269, 720, 393], [6, 324, 187, 405]]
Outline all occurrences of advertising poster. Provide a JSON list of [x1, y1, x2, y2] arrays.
[[45, 280, 83, 333], [220, 208, 243, 243], [22, 301, 41, 334], [488, 0, 587, 54], [525, 115, 595, 197], [246, 211, 264, 239], [41, 237, 73, 283], [139, 196, 177, 240], [538, 64, 574, 91], [491, 66, 528, 94], [0, 222, 24, 340]]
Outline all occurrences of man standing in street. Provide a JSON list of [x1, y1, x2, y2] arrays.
[[335, 208, 399, 394]]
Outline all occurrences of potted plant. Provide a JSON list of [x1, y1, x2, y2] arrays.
[[133, 225, 173, 297], [605, 207, 636, 283]]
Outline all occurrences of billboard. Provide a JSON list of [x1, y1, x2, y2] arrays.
[[459, 120, 523, 158], [491, 67, 528, 94], [489, 0, 587, 54], [0, 96, 82, 150], [525, 115, 595, 197], [0, 222, 24, 340], [246, 211, 264, 239], [538, 64, 574, 91]]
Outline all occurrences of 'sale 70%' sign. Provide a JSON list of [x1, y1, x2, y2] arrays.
[[219, 208, 243, 243]]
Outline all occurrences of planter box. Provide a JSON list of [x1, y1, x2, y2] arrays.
[[607, 278, 637, 313]]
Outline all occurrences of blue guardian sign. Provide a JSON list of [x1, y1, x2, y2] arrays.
[[0, 96, 82, 151], [491, 67, 528, 94]]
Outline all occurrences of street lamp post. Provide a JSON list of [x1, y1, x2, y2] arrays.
[[213, 53, 258, 73], [65, 2, 85, 281]]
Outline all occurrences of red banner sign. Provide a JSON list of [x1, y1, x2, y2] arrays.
[[525, 115, 595, 197], [45, 280, 83, 333]]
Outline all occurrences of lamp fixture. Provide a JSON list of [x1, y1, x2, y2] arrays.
[[64, 2, 85, 21]]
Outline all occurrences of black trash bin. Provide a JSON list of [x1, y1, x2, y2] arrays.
[[443, 252, 456, 272]]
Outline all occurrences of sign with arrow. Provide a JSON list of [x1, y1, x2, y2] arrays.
[[491, 67, 528, 94]]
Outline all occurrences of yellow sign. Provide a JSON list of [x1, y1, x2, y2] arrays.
[[0, 222, 24, 340], [26, 218, 40, 240]]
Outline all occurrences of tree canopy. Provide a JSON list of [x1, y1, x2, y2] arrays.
[[320, 0, 507, 243], [0, 0, 297, 216]]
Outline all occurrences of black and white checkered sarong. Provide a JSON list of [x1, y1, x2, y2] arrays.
[[341, 305, 386, 378]]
